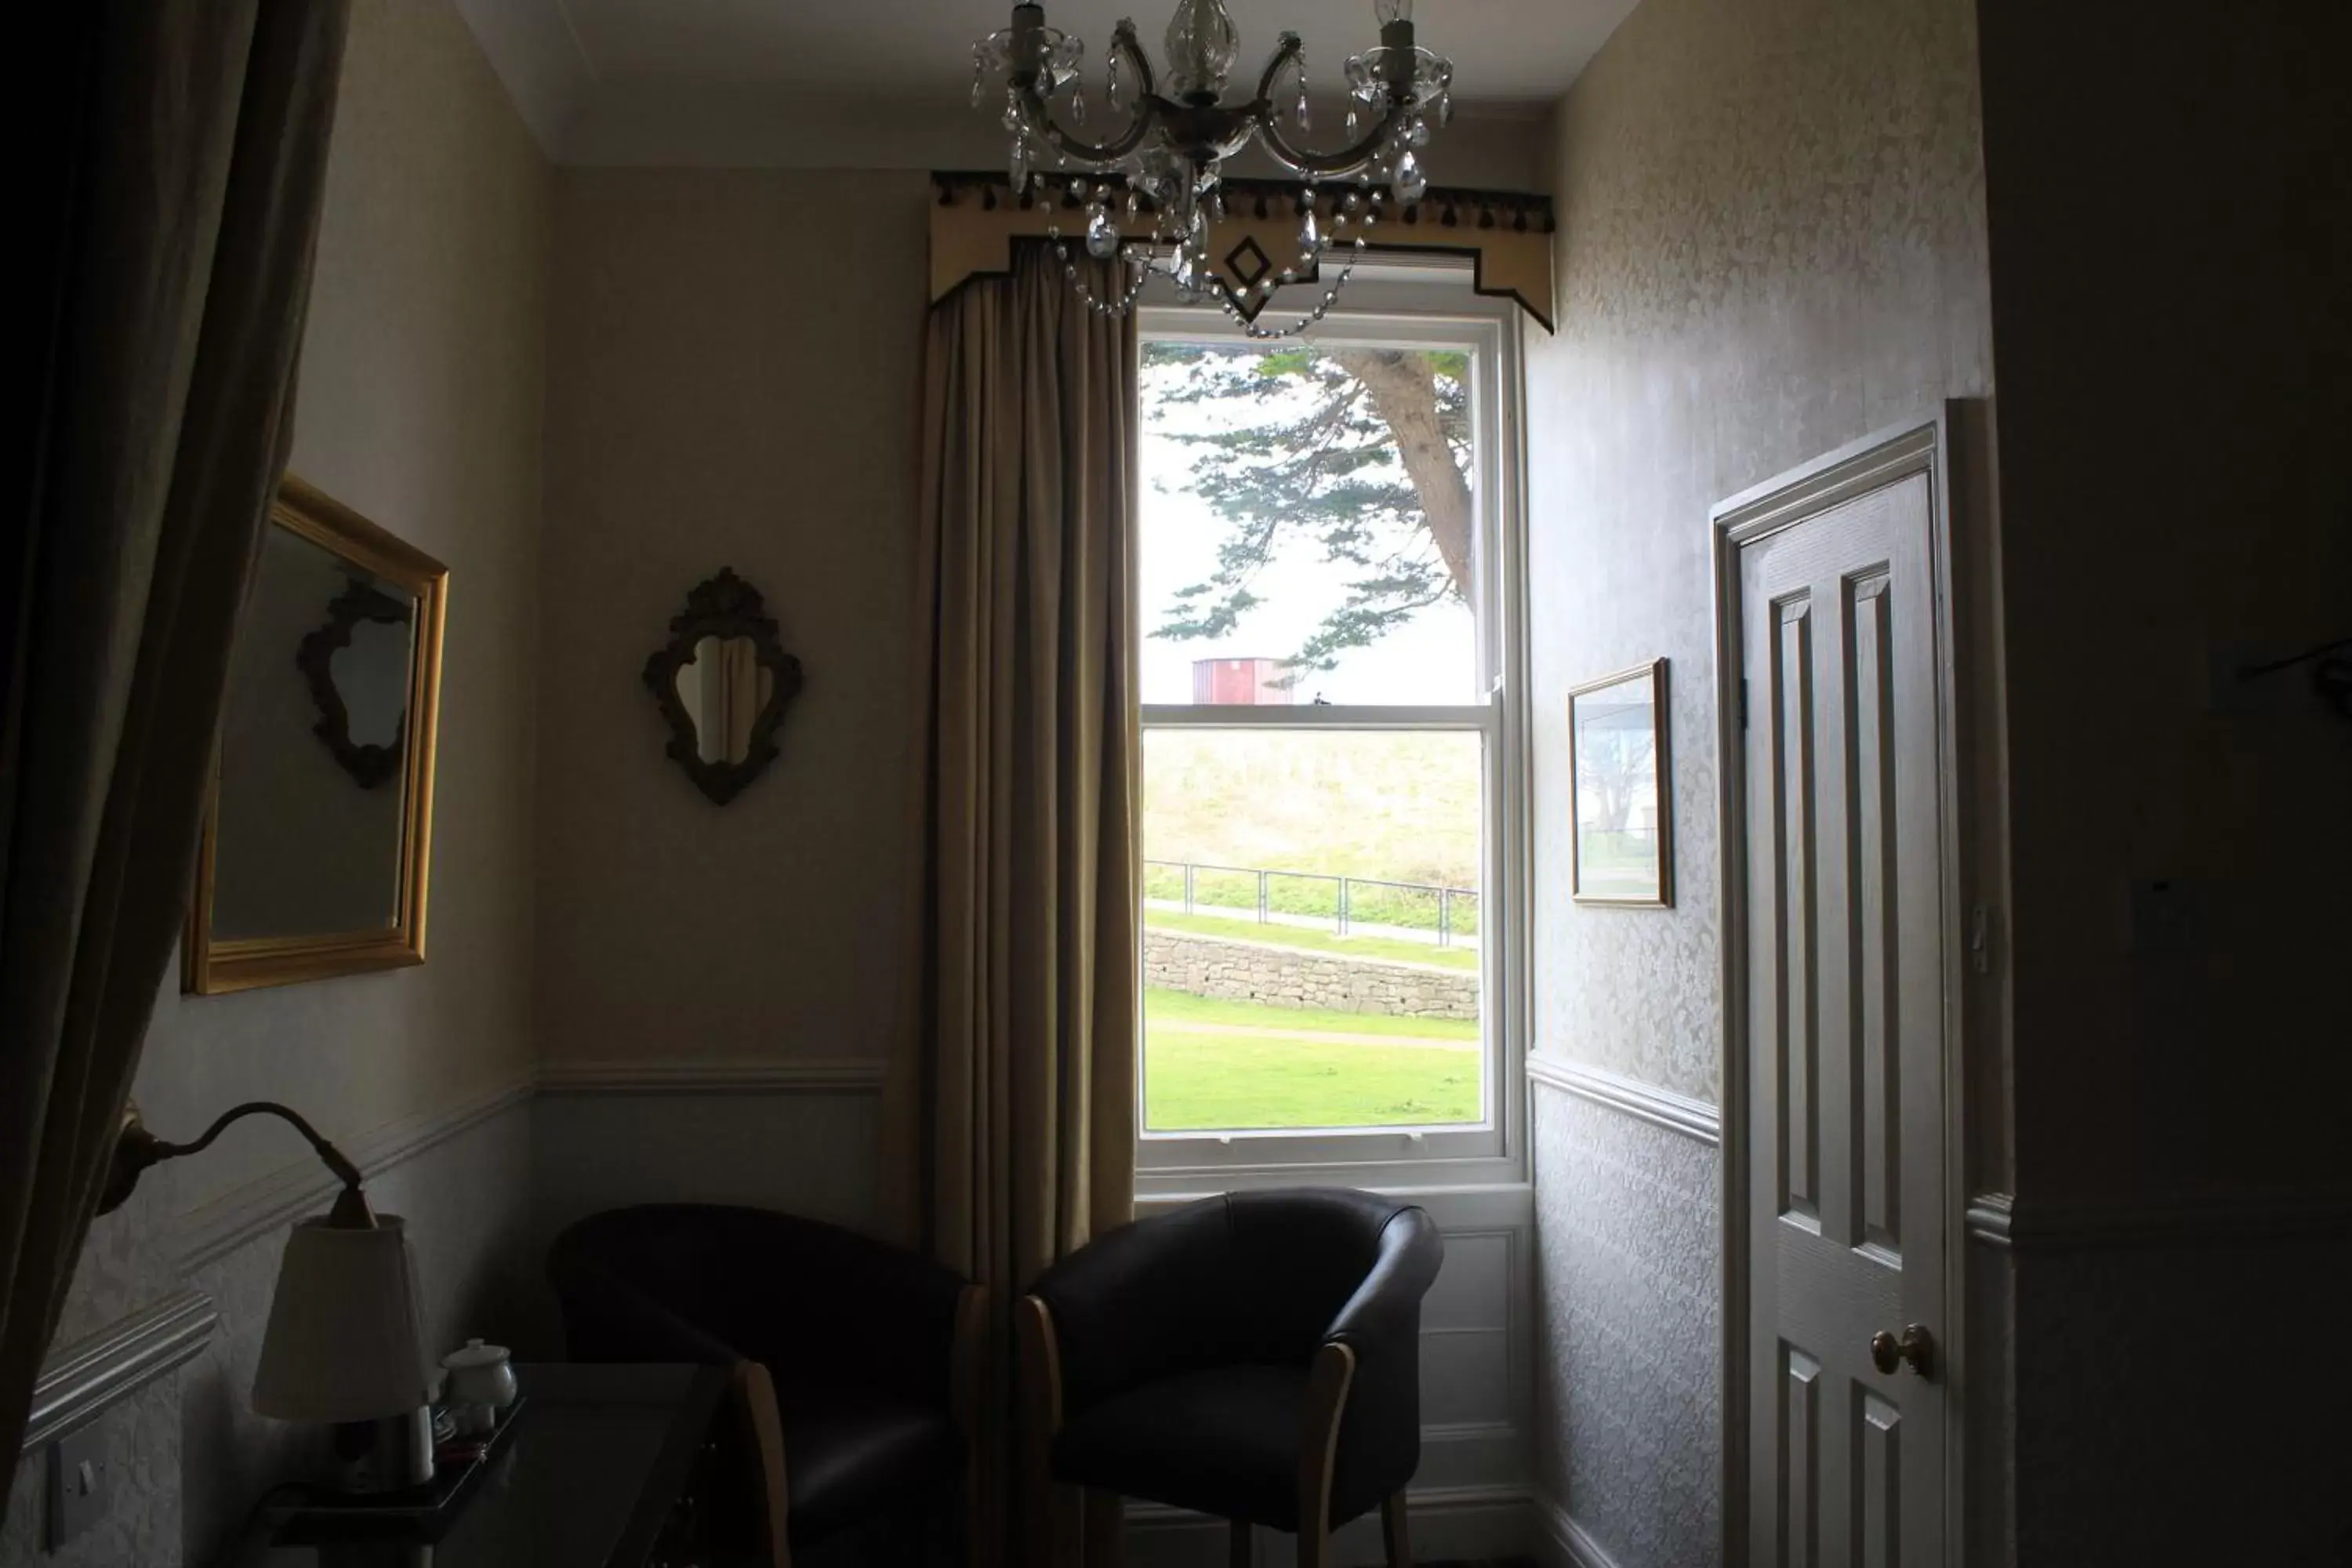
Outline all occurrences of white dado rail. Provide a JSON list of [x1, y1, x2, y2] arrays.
[[1523, 1052, 1721, 1145], [167, 1062, 886, 1274], [175, 1076, 536, 1273], [534, 1059, 888, 1094], [20, 1289, 216, 1455], [1964, 1188, 2352, 1249]]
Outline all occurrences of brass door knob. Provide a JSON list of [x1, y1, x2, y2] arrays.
[[1869, 1324, 1936, 1377]]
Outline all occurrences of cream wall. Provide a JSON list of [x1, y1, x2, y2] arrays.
[[533, 169, 929, 1076], [523, 170, 931, 1273], [3, 2, 550, 1561], [136, 0, 550, 1200], [1522, 0, 1992, 1559]]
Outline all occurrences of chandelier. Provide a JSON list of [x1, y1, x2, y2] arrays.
[[971, 0, 1455, 338]]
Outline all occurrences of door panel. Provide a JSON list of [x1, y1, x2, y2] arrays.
[[1783, 1346, 1821, 1568], [1740, 461, 1947, 1567], [1857, 1386, 1903, 1568], [1851, 575, 1902, 1255]]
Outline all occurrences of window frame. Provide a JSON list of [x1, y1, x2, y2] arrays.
[[1131, 263, 1530, 1196]]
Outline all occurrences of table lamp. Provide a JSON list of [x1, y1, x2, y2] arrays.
[[102, 1102, 437, 1492]]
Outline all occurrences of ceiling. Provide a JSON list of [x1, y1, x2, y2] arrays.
[[453, 0, 1637, 165]]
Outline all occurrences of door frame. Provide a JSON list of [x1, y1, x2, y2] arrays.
[[1710, 408, 1980, 1567]]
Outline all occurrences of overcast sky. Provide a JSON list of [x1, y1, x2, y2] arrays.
[[1138, 349, 1482, 708]]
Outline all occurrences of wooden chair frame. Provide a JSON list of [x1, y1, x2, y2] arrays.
[[729, 1282, 989, 1568]]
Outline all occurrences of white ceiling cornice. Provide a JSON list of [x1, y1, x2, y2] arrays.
[[449, 0, 600, 154], [452, 0, 1621, 173]]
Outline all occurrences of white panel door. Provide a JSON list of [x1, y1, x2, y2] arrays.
[[1736, 449, 1949, 1568]]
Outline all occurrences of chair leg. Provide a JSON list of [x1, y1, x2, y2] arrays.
[[1381, 1492, 1411, 1568], [1229, 1517, 1253, 1568], [1294, 1344, 1356, 1568]]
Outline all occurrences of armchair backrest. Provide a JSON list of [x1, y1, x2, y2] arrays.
[[1031, 1189, 1443, 1420], [547, 1203, 967, 1406]]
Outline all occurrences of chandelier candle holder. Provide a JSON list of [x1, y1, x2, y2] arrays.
[[971, 0, 1455, 338]]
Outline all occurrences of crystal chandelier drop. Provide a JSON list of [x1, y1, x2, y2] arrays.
[[971, 0, 1455, 339]]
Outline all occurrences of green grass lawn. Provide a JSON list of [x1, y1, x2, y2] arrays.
[[1145, 908, 1480, 972], [1143, 986, 1480, 1131], [1147, 986, 1477, 1040]]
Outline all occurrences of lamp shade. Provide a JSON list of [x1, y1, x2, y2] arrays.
[[252, 1214, 434, 1422]]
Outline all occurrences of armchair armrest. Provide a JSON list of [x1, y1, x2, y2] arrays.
[[1296, 1341, 1357, 1568], [1017, 1295, 1065, 1565], [1323, 1206, 1443, 1354], [1321, 1205, 1441, 1541]]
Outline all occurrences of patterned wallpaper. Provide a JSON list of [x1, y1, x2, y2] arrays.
[[0, 1379, 180, 1568], [1523, 0, 1992, 1559], [47, 1185, 183, 1353], [1525, 0, 1993, 1103], [2, 1171, 185, 1563], [1532, 1089, 1721, 1568]]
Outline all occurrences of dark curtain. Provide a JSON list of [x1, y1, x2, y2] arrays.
[[900, 244, 1139, 1565], [0, 0, 350, 1507]]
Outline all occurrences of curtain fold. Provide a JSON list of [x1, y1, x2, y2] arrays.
[[905, 244, 1139, 1564], [0, 0, 350, 1505], [719, 637, 763, 761]]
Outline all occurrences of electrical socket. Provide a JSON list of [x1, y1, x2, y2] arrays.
[[48, 1421, 109, 1549]]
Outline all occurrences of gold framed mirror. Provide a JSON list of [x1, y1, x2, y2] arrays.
[[185, 475, 447, 994]]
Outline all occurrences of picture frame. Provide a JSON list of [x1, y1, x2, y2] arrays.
[[1568, 657, 1671, 906]]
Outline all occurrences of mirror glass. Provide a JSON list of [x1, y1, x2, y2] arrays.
[[334, 617, 412, 749], [210, 524, 418, 942], [672, 635, 775, 765]]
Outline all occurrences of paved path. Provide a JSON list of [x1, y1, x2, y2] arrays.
[[1152, 1020, 1478, 1051]]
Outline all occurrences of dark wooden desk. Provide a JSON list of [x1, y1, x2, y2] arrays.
[[216, 1363, 728, 1568]]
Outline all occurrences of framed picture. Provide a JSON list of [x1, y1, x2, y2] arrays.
[[1569, 658, 1671, 906]]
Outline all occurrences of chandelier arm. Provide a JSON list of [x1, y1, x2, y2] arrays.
[[1018, 82, 1163, 168], [1253, 31, 1303, 103], [1112, 20, 1160, 103], [1254, 94, 1408, 178]]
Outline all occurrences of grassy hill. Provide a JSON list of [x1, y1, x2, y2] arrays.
[[1144, 726, 1481, 890]]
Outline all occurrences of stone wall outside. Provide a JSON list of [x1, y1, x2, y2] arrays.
[[1145, 928, 1479, 1021]]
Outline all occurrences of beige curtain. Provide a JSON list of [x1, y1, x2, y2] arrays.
[[0, 0, 350, 1506], [720, 637, 763, 761], [906, 244, 1138, 1563]]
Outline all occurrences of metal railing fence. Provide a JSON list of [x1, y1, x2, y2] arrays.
[[1142, 858, 1480, 946]]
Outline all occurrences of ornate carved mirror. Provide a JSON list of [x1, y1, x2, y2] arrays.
[[187, 476, 446, 994], [642, 568, 804, 804], [296, 579, 412, 787]]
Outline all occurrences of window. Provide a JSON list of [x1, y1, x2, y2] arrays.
[[1135, 266, 1526, 1188]]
